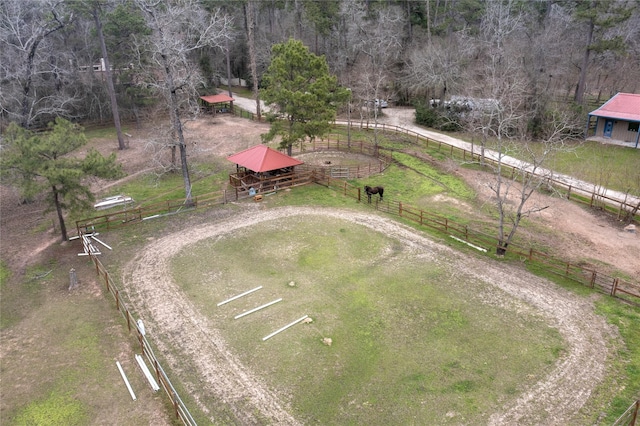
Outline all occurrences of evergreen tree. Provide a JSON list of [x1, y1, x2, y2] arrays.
[[571, 0, 633, 103], [303, 0, 340, 53], [0, 118, 123, 241], [261, 38, 349, 155]]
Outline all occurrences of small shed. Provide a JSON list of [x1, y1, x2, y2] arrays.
[[227, 145, 305, 195], [200, 93, 235, 114], [587, 92, 640, 148]]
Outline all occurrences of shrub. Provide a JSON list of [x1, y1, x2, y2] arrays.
[[414, 101, 462, 132]]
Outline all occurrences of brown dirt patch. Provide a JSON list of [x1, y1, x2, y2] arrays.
[[455, 168, 640, 278], [294, 151, 382, 168]]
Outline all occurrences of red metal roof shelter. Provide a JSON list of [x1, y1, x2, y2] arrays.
[[589, 93, 640, 122], [200, 94, 235, 104], [227, 144, 303, 173]]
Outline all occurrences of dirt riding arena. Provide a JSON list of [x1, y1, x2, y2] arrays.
[[122, 206, 617, 425]]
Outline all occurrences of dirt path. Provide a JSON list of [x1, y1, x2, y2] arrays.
[[122, 205, 616, 425]]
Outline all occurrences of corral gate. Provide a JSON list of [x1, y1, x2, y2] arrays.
[[330, 167, 350, 178]]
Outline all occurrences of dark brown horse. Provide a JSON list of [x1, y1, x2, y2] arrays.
[[364, 185, 384, 203]]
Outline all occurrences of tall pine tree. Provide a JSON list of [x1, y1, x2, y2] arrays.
[[0, 118, 123, 241], [572, 0, 633, 103], [261, 39, 349, 155]]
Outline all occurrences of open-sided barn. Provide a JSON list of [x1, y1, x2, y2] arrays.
[[227, 144, 308, 198]]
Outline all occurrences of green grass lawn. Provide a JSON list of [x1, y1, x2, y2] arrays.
[[441, 131, 640, 195], [548, 141, 640, 194], [171, 215, 563, 424]]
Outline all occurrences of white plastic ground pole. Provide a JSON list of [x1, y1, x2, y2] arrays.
[[262, 315, 309, 341], [217, 286, 263, 306], [449, 235, 487, 252], [135, 354, 160, 392], [91, 235, 112, 250], [78, 234, 101, 256], [234, 298, 282, 319], [116, 361, 136, 401]]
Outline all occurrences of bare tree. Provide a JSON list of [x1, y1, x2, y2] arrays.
[[401, 36, 465, 102], [0, 0, 76, 128], [134, 0, 232, 204], [616, 160, 640, 224], [490, 114, 580, 255], [454, 0, 571, 256], [346, 3, 405, 142], [245, 0, 261, 120], [461, 0, 529, 166]]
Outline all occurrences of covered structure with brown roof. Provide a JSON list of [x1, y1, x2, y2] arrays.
[[227, 145, 309, 197], [200, 93, 234, 114], [587, 92, 640, 148]]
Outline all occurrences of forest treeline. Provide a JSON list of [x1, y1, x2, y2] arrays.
[[2, 0, 639, 139]]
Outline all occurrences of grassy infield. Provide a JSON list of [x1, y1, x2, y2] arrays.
[[173, 214, 563, 424], [1, 125, 639, 424]]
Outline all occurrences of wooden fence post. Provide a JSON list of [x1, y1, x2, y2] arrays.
[[611, 278, 619, 296], [173, 391, 180, 419], [618, 202, 624, 220], [138, 332, 144, 357], [154, 359, 161, 386]]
